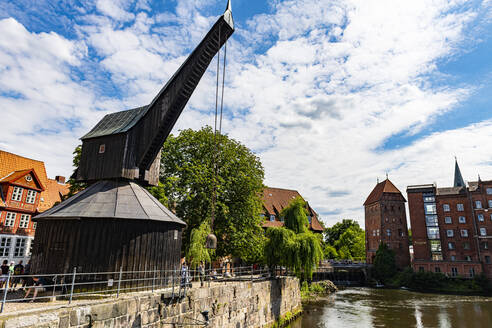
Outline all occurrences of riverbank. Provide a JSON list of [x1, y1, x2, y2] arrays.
[[385, 269, 492, 296], [300, 280, 338, 302]]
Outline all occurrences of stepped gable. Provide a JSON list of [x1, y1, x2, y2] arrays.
[[35, 180, 185, 225], [364, 178, 406, 206]]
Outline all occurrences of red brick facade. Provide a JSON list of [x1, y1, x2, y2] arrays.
[[364, 179, 411, 269], [407, 176, 492, 279]]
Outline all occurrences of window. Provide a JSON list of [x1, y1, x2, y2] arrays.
[[0, 237, 11, 257], [425, 204, 437, 215], [478, 214, 484, 222], [376, 229, 380, 236], [430, 240, 441, 252], [487, 188, 492, 195], [465, 255, 472, 262], [469, 268, 475, 278], [33, 222, 37, 230], [435, 267, 441, 273], [427, 227, 440, 239], [463, 242, 470, 250], [386, 229, 391, 236], [486, 256, 491, 264], [476, 201, 482, 209], [269, 215, 275, 222], [451, 255, 456, 261], [481, 242, 488, 250], [398, 229, 404, 237], [480, 227, 487, 236], [4, 212, 16, 227], [451, 267, 458, 276], [307, 216, 312, 223], [458, 216, 466, 223], [13, 238, 26, 257], [11, 186, 23, 201], [457, 203, 464, 211], [25, 190, 36, 204], [423, 195, 435, 202], [432, 253, 443, 261], [372, 230, 376, 236], [19, 214, 30, 228], [461, 229, 469, 237], [425, 215, 438, 226], [488, 200, 492, 208], [443, 204, 450, 212], [446, 229, 454, 237], [448, 242, 455, 250], [445, 216, 452, 224]]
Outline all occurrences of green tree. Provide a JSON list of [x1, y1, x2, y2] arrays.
[[373, 243, 397, 283], [63, 145, 87, 200], [323, 244, 338, 259], [264, 198, 323, 280], [324, 219, 359, 245], [186, 220, 213, 268], [334, 226, 365, 260], [282, 196, 309, 234], [160, 127, 265, 262]]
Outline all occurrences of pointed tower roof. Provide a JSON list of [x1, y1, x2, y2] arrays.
[[364, 178, 406, 206], [454, 159, 465, 187]]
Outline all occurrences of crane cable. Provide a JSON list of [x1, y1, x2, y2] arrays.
[[211, 26, 228, 232]]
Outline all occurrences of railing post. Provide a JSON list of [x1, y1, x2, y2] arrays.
[[117, 266, 123, 298], [1, 271, 11, 313], [171, 268, 175, 299], [52, 275, 57, 297], [251, 265, 253, 281], [152, 268, 156, 293], [69, 267, 76, 305]]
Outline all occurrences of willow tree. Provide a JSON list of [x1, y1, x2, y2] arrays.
[[265, 197, 323, 280], [186, 220, 213, 268]]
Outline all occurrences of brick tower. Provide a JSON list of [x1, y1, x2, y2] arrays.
[[364, 178, 411, 269]]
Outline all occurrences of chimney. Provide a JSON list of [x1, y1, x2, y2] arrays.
[[55, 176, 66, 184]]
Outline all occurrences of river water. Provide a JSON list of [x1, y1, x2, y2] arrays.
[[288, 287, 492, 328]]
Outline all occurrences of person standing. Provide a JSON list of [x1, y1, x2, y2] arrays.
[[0, 260, 9, 288], [12, 260, 24, 291], [198, 261, 205, 287]]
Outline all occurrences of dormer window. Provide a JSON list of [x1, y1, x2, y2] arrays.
[[25, 175, 32, 182], [269, 215, 275, 222], [11, 186, 23, 201], [26, 190, 37, 204]]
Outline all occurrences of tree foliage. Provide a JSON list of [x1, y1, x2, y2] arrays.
[[159, 127, 266, 262], [281, 196, 309, 234], [64, 145, 88, 200], [373, 243, 397, 283], [186, 220, 213, 268], [265, 198, 323, 280], [323, 219, 365, 260]]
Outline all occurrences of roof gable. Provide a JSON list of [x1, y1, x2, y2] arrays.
[[364, 179, 406, 205], [1, 169, 45, 191]]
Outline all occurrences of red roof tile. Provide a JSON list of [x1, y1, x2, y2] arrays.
[[364, 178, 406, 206], [0, 150, 69, 212], [262, 187, 324, 232]]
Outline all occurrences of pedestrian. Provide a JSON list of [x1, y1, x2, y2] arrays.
[[0, 260, 9, 288], [8, 261, 15, 288], [21, 261, 31, 289], [180, 262, 189, 288], [198, 261, 205, 287], [23, 276, 51, 302], [12, 260, 24, 291]]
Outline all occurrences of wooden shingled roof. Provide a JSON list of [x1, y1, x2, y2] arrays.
[[363, 178, 406, 206], [262, 187, 324, 232]]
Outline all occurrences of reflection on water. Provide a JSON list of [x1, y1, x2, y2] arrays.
[[288, 288, 492, 328]]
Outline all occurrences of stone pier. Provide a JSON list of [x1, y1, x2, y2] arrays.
[[0, 277, 301, 328]]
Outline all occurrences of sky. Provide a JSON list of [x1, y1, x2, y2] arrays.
[[0, 0, 491, 228]]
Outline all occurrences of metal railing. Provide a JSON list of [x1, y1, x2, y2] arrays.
[[0, 265, 283, 313]]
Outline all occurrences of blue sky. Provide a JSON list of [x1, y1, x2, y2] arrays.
[[0, 0, 491, 227]]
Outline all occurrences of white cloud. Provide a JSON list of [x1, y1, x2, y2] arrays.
[[0, 0, 491, 230]]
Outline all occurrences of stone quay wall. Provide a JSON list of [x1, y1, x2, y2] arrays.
[[0, 277, 301, 328]]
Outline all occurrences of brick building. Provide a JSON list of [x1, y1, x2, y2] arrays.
[[407, 160, 491, 278], [0, 150, 69, 263], [261, 187, 324, 233], [364, 178, 411, 269]]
